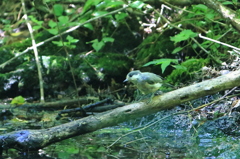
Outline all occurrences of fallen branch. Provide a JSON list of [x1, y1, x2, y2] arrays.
[[1, 69, 240, 152]]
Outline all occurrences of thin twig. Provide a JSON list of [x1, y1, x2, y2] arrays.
[[21, 0, 45, 102], [199, 34, 240, 51]]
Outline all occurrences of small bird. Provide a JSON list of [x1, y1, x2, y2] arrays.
[[123, 70, 163, 95]]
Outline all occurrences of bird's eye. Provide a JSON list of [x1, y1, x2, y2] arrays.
[[148, 81, 154, 84]]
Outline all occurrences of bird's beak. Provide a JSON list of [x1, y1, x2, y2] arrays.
[[123, 79, 128, 82]]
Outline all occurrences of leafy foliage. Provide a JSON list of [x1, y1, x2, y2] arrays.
[[170, 30, 197, 43], [52, 35, 79, 49], [167, 58, 208, 84], [144, 59, 178, 74], [86, 37, 115, 52], [0, 0, 239, 98]]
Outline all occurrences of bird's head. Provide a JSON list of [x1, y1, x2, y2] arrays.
[[123, 70, 141, 84]]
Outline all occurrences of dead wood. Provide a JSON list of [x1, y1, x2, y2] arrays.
[[1, 70, 240, 152], [0, 97, 96, 110]]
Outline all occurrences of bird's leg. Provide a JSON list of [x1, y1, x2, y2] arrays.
[[146, 93, 155, 103], [145, 90, 163, 103], [135, 90, 163, 102], [135, 89, 143, 101], [134, 89, 150, 101], [134, 93, 153, 102]]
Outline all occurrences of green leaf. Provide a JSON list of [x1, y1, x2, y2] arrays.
[[29, 16, 43, 25], [143, 59, 178, 74], [97, 146, 106, 152], [170, 30, 197, 43], [92, 40, 105, 52], [161, 60, 171, 74], [192, 43, 198, 49], [143, 59, 161, 66], [58, 16, 69, 25], [102, 37, 114, 43], [130, 1, 144, 9], [53, 4, 64, 16], [87, 37, 114, 52], [52, 41, 63, 46], [107, 1, 124, 8], [66, 35, 79, 43], [83, 23, 94, 30], [205, 12, 215, 19], [11, 96, 25, 105], [66, 35, 73, 41], [86, 39, 97, 44], [47, 28, 58, 35], [82, 0, 102, 14], [222, 1, 233, 5], [172, 47, 183, 54], [115, 13, 128, 21], [70, 45, 76, 49], [193, 4, 208, 13], [172, 65, 187, 71], [92, 11, 109, 17], [33, 25, 42, 30], [143, 58, 178, 66], [48, 20, 57, 28]]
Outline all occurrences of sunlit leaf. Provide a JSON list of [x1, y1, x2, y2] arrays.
[[97, 146, 106, 152], [102, 37, 114, 43], [144, 59, 178, 74], [10, 32, 24, 37], [84, 23, 94, 30], [193, 4, 208, 13], [107, 1, 124, 8], [29, 16, 43, 25], [222, 1, 233, 5], [205, 12, 215, 19], [161, 60, 171, 74], [48, 28, 58, 35], [33, 25, 42, 30], [52, 41, 63, 46], [11, 96, 25, 105], [48, 20, 57, 28], [115, 13, 128, 21], [172, 47, 183, 54], [92, 40, 105, 52], [11, 117, 28, 123], [82, 0, 102, 14], [130, 1, 145, 9], [170, 30, 197, 43], [86, 39, 98, 44], [144, 59, 178, 66], [58, 16, 69, 25], [92, 11, 108, 17], [53, 4, 64, 16], [172, 65, 187, 71], [66, 35, 79, 43]]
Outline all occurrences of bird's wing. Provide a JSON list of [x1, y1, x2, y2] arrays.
[[140, 73, 162, 84]]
